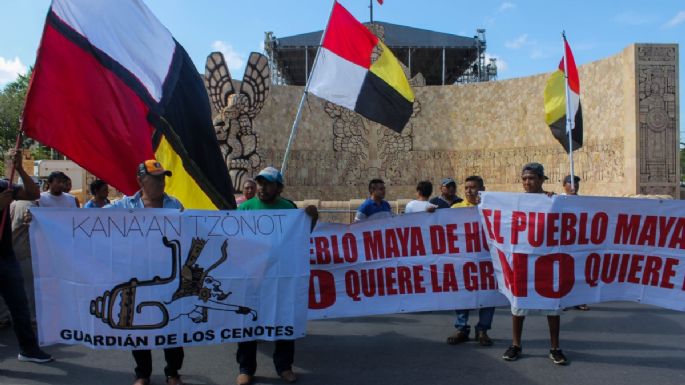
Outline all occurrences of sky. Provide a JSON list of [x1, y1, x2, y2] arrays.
[[1, 0, 684, 134]]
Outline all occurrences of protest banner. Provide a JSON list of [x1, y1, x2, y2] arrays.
[[479, 192, 685, 311], [29, 208, 310, 350], [308, 208, 508, 319]]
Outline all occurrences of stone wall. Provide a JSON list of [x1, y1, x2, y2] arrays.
[[229, 43, 679, 201]]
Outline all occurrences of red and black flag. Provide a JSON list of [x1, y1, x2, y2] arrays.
[[544, 36, 583, 153], [23, 0, 235, 209]]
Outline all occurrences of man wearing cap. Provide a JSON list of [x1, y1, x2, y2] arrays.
[[447, 176, 495, 346], [429, 177, 463, 209], [236, 166, 317, 385], [0, 150, 53, 364], [37, 171, 78, 208], [108, 160, 184, 385], [502, 162, 567, 365]]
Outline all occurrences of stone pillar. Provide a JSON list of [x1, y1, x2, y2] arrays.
[[634, 44, 679, 196]]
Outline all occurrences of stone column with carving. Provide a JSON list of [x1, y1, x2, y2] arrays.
[[636, 44, 679, 196]]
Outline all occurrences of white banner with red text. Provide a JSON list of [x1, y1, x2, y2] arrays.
[[307, 208, 509, 319], [479, 192, 685, 311], [29, 208, 310, 350]]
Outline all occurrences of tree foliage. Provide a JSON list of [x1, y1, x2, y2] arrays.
[[0, 70, 31, 154]]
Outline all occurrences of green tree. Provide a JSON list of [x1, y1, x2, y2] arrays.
[[0, 70, 32, 162], [0, 69, 56, 174], [0, 71, 30, 146]]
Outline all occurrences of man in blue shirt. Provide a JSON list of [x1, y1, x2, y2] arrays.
[[108, 160, 184, 385], [354, 179, 392, 222]]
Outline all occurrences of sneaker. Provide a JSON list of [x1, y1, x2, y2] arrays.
[[502, 345, 522, 361], [476, 330, 493, 346], [446, 330, 469, 345], [17, 349, 54, 363], [549, 349, 568, 365]]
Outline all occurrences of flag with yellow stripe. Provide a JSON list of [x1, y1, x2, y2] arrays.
[[544, 37, 583, 153], [308, 1, 414, 133]]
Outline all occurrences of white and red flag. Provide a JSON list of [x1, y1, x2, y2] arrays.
[[23, 0, 234, 209]]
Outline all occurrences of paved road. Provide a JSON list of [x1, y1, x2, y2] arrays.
[[1, 302, 684, 385]]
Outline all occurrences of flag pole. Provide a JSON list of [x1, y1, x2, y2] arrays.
[[370, 0, 373, 23], [281, 1, 336, 176], [561, 31, 575, 192]]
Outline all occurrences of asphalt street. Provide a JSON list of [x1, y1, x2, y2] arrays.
[[1, 302, 684, 385]]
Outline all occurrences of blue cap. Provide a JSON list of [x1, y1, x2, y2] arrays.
[[255, 166, 283, 185]]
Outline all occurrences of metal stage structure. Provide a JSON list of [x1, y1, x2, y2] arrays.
[[264, 22, 497, 87]]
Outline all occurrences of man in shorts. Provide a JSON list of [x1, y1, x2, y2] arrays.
[[502, 163, 567, 365]]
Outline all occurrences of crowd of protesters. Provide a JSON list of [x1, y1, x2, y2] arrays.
[[353, 162, 586, 366], [0, 158, 585, 384]]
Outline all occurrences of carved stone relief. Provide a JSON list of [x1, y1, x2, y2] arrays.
[[203, 42, 678, 200], [322, 22, 424, 186], [204, 52, 270, 192], [636, 45, 678, 196]]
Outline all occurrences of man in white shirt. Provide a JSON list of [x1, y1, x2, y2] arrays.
[[404, 181, 437, 213], [37, 171, 77, 208]]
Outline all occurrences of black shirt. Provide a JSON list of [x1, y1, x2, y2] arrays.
[[429, 195, 463, 209]]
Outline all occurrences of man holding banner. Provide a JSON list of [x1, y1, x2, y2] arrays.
[[236, 166, 317, 385], [448, 176, 495, 346], [354, 179, 392, 222], [0, 150, 52, 364], [108, 160, 185, 385], [502, 163, 568, 365], [561, 175, 590, 311]]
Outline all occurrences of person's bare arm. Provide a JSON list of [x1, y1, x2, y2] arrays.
[[305, 205, 318, 232], [10, 150, 39, 201]]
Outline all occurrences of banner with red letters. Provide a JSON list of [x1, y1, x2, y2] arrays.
[[307, 208, 508, 319], [479, 192, 685, 311]]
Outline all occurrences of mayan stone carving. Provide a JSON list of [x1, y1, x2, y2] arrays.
[[205, 52, 270, 192], [636, 45, 679, 196], [207, 42, 678, 200], [323, 23, 422, 185]]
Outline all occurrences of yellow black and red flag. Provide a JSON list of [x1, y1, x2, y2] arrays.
[[544, 37, 583, 153], [308, 1, 414, 133]]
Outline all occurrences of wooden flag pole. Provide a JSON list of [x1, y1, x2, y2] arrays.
[[281, 1, 336, 177], [562, 31, 575, 191]]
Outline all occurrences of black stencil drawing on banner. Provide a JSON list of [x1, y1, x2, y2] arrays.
[[90, 237, 257, 330], [205, 52, 270, 192]]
